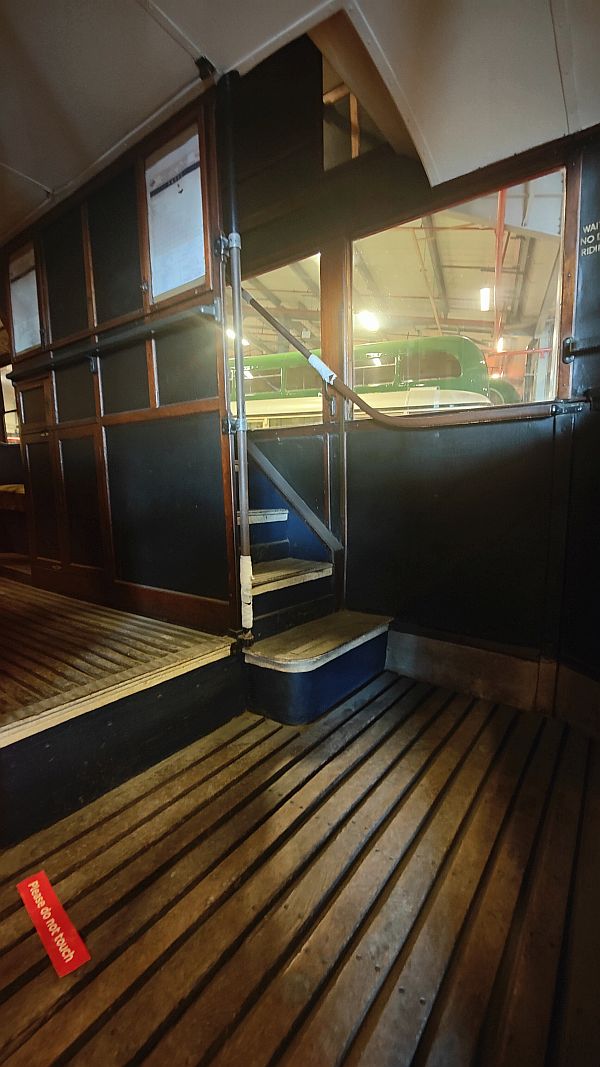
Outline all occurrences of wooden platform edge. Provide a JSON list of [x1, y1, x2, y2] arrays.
[[0, 645, 233, 749]]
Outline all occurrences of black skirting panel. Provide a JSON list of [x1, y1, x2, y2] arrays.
[[154, 320, 219, 405], [87, 166, 143, 324], [0, 656, 244, 846], [60, 435, 104, 567], [42, 207, 88, 342], [25, 439, 60, 560], [346, 420, 556, 651], [106, 411, 229, 599], [55, 361, 96, 423], [100, 341, 150, 414]]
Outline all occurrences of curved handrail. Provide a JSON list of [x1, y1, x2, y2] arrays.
[[241, 289, 564, 431]]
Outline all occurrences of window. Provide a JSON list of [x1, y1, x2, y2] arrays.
[[145, 127, 206, 302], [227, 253, 322, 428], [352, 169, 565, 412], [9, 247, 41, 354]]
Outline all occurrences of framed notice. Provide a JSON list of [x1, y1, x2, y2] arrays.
[[145, 127, 206, 302]]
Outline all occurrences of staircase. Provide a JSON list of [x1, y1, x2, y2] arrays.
[[241, 443, 390, 723]]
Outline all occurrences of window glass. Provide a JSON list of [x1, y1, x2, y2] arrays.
[[227, 253, 322, 429], [352, 169, 565, 412], [9, 248, 41, 354], [145, 127, 206, 301]]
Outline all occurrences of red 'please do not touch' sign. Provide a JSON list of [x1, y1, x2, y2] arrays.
[[16, 870, 91, 977]]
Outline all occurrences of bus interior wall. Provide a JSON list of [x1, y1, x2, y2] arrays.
[[1, 35, 600, 730]]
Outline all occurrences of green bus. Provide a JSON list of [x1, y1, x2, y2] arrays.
[[230, 335, 520, 427]]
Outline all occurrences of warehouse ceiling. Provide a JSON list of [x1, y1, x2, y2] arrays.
[[0, 0, 599, 244]]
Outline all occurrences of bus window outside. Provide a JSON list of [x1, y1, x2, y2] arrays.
[[352, 169, 565, 413], [227, 253, 323, 429]]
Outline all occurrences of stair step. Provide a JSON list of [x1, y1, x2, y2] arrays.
[[245, 610, 391, 672], [251, 539, 290, 564], [238, 508, 288, 525], [252, 557, 333, 596]]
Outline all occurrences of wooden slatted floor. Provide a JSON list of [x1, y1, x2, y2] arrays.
[[0, 579, 232, 746], [0, 673, 598, 1065]]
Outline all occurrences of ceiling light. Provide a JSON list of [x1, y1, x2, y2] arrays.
[[244, 368, 253, 379], [496, 336, 504, 353], [480, 287, 491, 312], [226, 328, 235, 340], [356, 310, 380, 332], [242, 338, 250, 347]]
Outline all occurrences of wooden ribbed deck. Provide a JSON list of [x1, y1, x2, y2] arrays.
[[0, 673, 598, 1065], [0, 579, 232, 746]]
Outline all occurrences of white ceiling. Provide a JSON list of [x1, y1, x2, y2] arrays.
[[0, 0, 599, 243]]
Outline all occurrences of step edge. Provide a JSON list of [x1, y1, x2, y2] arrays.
[[238, 509, 289, 524], [252, 562, 333, 596], [245, 623, 390, 673]]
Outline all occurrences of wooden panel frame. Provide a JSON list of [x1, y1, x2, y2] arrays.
[[1, 94, 238, 634]]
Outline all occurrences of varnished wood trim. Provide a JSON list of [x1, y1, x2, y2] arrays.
[[81, 202, 97, 331], [558, 153, 582, 398], [101, 396, 219, 426], [146, 338, 159, 408], [309, 11, 417, 158], [136, 156, 152, 315], [343, 401, 578, 432], [111, 579, 232, 633]]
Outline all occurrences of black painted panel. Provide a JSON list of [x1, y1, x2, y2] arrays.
[[26, 440, 59, 559], [106, 412, 228, 598], [55, 361, 96, 422], [61, 435, 103, 566], [0, 444, 23, 482], [346, 421, 555, 650], [226, 37, 323, 233], [88, 167, 142, 323], [561, 139, 600, 679], [0, 657, 243, 845], [252, 434, 325, 520], [100, 341, 149, 414], [155, 320, 218, 405], [21, 386, 45, 425], [43, 208, 88, 340]]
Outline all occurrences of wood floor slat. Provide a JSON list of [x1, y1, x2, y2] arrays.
[[0, 713, 263, 895], [553, 740, 600, 1066], [142, 692, 484, 1067], [0, 674, 412, 1060], [473, 730, 588, 1067], [0, 578, 231, 740], [77, 688, 466, 1066], [1, 677, 598, 1067], [347, 717, 563, 1067]]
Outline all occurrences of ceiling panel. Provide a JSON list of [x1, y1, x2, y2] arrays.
[[0, 168, 49, 239], [155, 0, 338, 73], [0, 0, 196, 234], [351, 0, 569, 184]]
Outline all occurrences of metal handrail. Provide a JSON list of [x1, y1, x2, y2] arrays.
[[241, 289, 577, 430]]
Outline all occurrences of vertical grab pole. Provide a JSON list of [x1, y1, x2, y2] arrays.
[[218, 71, 253, 638]]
